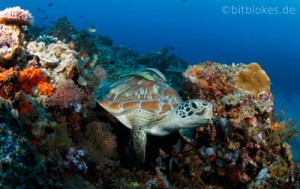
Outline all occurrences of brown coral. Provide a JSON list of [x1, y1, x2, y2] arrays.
[[49, 79, 83, 108], [0, 24, 21, 65], [0, 6, 33, 26], [83, 121, 117, 163], [235, 63, 270, 100]]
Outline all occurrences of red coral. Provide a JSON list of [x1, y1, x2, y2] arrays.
[[18, 98, 31, 114]]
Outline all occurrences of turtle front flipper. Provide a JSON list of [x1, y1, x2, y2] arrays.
[[130, 126, 147, 163]]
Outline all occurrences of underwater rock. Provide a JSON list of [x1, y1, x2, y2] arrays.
[[177, 61, 295, 187], [46, 149, 64, 187]]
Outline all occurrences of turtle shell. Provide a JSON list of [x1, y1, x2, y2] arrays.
[[97, 68, 182, 115]]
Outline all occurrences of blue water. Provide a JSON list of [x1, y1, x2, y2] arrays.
[[1, 0, 300, 159]]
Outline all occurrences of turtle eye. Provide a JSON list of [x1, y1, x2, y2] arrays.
[[191, 101, 198, 109]]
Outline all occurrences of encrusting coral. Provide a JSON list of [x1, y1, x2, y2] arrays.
[[235, 63, 270, 100]]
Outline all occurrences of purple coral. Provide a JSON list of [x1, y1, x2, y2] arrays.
[[64, 146, 88, 174], [0, 6, 33, 26]]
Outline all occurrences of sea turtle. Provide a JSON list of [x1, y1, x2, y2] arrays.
[[95, 68, 213, 162]]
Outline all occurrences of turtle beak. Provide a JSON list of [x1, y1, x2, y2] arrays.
[[195, 106, 213, 120]]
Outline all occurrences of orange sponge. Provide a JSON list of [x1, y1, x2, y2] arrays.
[[36, 81, 54, 96], [17, 68, 53, 96]]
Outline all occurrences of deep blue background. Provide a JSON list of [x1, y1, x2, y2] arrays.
[[1, 0, 299, 160]]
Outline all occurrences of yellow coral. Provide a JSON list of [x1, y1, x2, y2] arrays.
[[268, 164, 288, 178], [235, 63, 270, 100], [267, 111, 298, 145]]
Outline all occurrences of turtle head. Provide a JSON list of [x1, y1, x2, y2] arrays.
[[175, 99, 213, 128]]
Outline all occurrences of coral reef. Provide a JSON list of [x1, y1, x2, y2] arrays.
[[0, 6, 298, 189], [178, 61, 297, 188]]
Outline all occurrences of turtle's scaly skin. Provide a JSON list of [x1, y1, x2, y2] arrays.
[[96, 68, 213, 162]]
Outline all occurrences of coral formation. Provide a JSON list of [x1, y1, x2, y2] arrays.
[[27, 41, 60, 67], [0, 6, 33, 26], [0, 24, 21, 65]]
